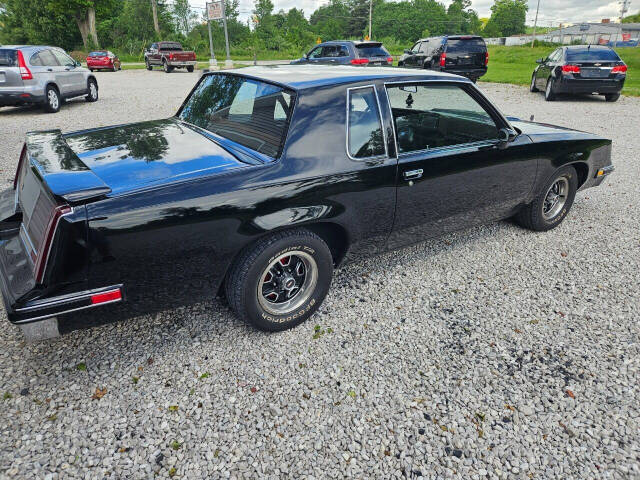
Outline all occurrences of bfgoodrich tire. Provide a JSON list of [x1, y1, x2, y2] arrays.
[[515, 165, 578, 231], [225, 229, 333, 331]]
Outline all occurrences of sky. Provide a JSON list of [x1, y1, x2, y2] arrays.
[[187, 0, 637, 27]]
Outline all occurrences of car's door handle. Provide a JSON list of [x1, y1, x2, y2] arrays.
[[47, 68, 53, 72], [403, 169, 423, 180]]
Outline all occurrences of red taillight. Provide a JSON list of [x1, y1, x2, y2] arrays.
[[485, 51, 489, 66], [612, 65, 627, 74], [562, 65, 581, 74], [14, 144, 27, 190], [33, 205, 72, 284], [440, 53, 446, 67], [387, 56, 393, 64], [91, 289, 122, 305], [17, 50, 33, 80], [169, 53, 174, 60], [350, 58, 369, 65]]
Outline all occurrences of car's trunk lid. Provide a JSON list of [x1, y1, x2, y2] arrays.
[[63, 118, 248, 196], [444, 38, 487, 69], [0, 49, 23, 89]]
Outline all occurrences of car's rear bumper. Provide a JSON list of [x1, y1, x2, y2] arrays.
[[0, 91, 45, 106], [87, 63, 114, 70], [0, 187, 123, 326], [167, 60, 197, 67], [556, 77, 625, 94], [443, 67, 487, 79]]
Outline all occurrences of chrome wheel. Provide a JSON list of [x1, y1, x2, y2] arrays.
[[48, 89, 59, 110], [543, 177, 569, 220], [257, 251, 318, 315], [89, 82, 98, 100]]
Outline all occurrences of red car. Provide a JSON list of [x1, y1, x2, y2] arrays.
[[86, 51, 121, 72]]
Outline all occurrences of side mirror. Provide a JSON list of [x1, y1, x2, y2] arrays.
[[75, 60, 82, 67], [498, 128, 518, 148], [536, 58, 544, 64], [404, 49, 412, 54]]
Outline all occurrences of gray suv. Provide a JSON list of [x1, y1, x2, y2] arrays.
[[291, 41, 393, 67], [0, 45, 98, 113]]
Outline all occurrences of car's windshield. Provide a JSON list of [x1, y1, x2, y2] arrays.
[[356, 43, 389, 58], [179, 74, 296, 159], [566, 48, 621, 62], [0, 49, 17, 66], [446, 39, 486, 53]]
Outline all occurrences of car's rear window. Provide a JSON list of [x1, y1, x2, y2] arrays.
[[160, 43, 183, 51], [356, 43, 390, 58], [179, 74, 296, 159], [0, 49, 17, 67], [89, 51, 108, 57], [566, 48, 621, 62], [446, 39, 486, 53]]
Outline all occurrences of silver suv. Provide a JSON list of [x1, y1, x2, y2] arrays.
[[0, 45, 99, 113]]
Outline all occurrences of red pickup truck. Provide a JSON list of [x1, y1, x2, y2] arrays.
[[144, 42, 197, 73]]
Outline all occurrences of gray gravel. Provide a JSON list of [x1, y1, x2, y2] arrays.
[[0, 71, 639, 479]]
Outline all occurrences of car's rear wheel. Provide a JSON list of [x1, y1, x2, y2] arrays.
[[225, 229, 333, 331], [530, 72, 539, 92], [187, 66, 194, 73], [515, 165, 578, 231], [85, 78, 98, 102], [163, 60, 173, 73], [44, 86, 60, 113], [545, 77, 556, 101], [605, 93, 620, 102]]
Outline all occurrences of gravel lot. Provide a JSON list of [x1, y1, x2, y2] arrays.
[[0, 70, 638, 479]]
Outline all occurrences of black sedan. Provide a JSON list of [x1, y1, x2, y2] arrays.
[[0, 66, 614, 340], [531, 45, 627, 102]]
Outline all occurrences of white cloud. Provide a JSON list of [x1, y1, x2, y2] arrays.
[[189, 0, 635, 26]]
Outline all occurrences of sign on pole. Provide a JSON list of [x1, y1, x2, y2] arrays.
[[207, 1, 223, 21]]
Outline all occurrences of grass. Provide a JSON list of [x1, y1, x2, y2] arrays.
[[482, 45, 640, 97]]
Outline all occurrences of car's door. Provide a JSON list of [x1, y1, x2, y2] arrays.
[[404, 42, 422, 68], [305, 46, 325, 64], [537, 48, 561, 88], [51, 49, 84, 95], [384, 81, 537, 249], [28, 49, 58, 89], [148, 43, 159, 64], [416, 40, 431, 68]]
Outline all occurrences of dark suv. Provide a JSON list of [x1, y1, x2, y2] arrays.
[[291, 41, 393, 67], [399, 35, 488, 82]]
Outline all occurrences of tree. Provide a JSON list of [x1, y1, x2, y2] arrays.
[[483, 0, 528, 37], [622, 11, 640, 23], [151, 0, 160, 34], [172, 0, 196, 36], [48, 0, 102, 49]]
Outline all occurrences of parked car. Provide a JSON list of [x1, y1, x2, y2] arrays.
[[0, 45, 98, 113], [0, 66, 614, 340], [144, 42, 197, 73], [398, 35, 488, 82], [291, 40, 393, 66], [86, 50, 121, 72], [530, 45, 627, 102]]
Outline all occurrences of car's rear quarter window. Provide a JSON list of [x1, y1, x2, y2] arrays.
[[0, 49, 17, 67], [446, 39, 486, 53], [179, 74, 296, 159], [356, 43, 390, 58], [566, 49, 621, 62]]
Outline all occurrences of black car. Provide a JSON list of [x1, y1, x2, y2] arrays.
[[531, 45, 627, 102], [398, 35, 488, 82], [0, 66, 614, 340], [291, 40, 393, 66]]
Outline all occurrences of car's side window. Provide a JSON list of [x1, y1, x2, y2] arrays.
[[411, 42, 420, 53], [36, 49, 59, 67], [347, 86, 386, 159], [339, 45, 349, 57], [52, 50, 75, 67], [419, 41, 430, 54], [308, 47, 323, 59], [386, 83, 499, 154]]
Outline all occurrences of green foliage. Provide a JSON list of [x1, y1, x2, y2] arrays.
[[622, 12, 640, 23], [483, 0, 528, 37]]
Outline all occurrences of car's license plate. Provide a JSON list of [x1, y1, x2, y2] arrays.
[[581, 68, 610, 78], [458, 58, 473, 65]]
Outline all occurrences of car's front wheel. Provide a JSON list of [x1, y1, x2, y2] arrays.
[[44, 86, 60, 113], [530, 72, 539, 92], [145, 59, 152, 71], [187, 66, 194, 73], [85, 78, 98, 102], [515, 165, 578, 231], [225, 229, 334, 331]]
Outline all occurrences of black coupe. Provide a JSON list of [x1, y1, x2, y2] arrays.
[[0, 66, 614, 340]]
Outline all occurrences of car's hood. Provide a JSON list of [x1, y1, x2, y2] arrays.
[[64, 118, 249, 195], [508, 117, 607, 142]]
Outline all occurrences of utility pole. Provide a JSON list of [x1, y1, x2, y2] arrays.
[[221, 0, 233, 67], [368, 0, 373, 40], [531, 0, 541, 48], [620, 0, 630, 21]]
